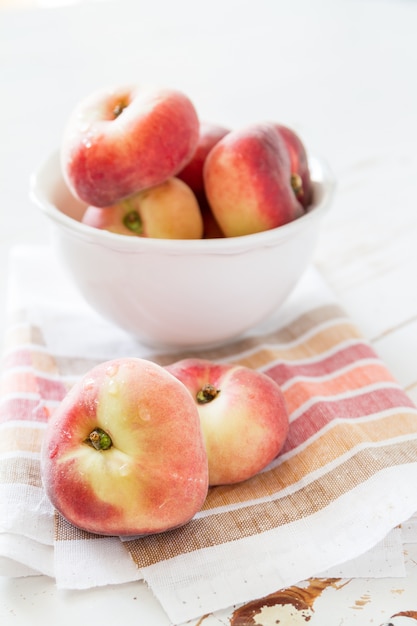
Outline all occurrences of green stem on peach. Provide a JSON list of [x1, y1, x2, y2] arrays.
[[123, 210, 143, 234], [86, 428, 112, 451], [196, 383, 220, 404]]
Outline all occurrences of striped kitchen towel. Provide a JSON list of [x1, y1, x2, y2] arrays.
[[1, 245, 417, 624]]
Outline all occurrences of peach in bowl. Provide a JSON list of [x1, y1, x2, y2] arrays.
[[30, 151, 334, 349]]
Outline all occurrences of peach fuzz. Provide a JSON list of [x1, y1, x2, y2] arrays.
[[41, 358, 209, 536], [165, 358, 290, 486], [61, 85, 200, 207]]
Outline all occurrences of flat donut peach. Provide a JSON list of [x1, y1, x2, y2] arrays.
[[61, 85, 200, 207]]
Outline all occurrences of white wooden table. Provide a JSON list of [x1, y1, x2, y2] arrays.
[[1, 0, 417, 623]]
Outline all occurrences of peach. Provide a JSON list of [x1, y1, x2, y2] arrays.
[[41, 358, 209, 536], [177, 121, 229, 239], [203, 122, 304, 237], [61, 84, 200, 207], [177, 121, 230, 198], [166, 358, 289, 486], [200, 197, 225, 239], [275, 124, 313, 208], [81, 177, 204, 239]]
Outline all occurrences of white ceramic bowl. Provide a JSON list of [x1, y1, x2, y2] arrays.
[[30, 151, 335, 348]]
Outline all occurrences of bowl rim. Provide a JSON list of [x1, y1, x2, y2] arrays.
[[30, 150, 336, 255]]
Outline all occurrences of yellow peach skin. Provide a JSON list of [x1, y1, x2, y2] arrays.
[[81, 177, 204, 239]]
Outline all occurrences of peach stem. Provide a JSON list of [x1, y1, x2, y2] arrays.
[[196, 383, 220, 404], [123, 210, 143, 234], [86, 428, 112, 451], [290, 173, 303, 199]]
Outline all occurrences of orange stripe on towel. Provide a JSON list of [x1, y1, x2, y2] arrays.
[[283, 362, 398, 414]]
